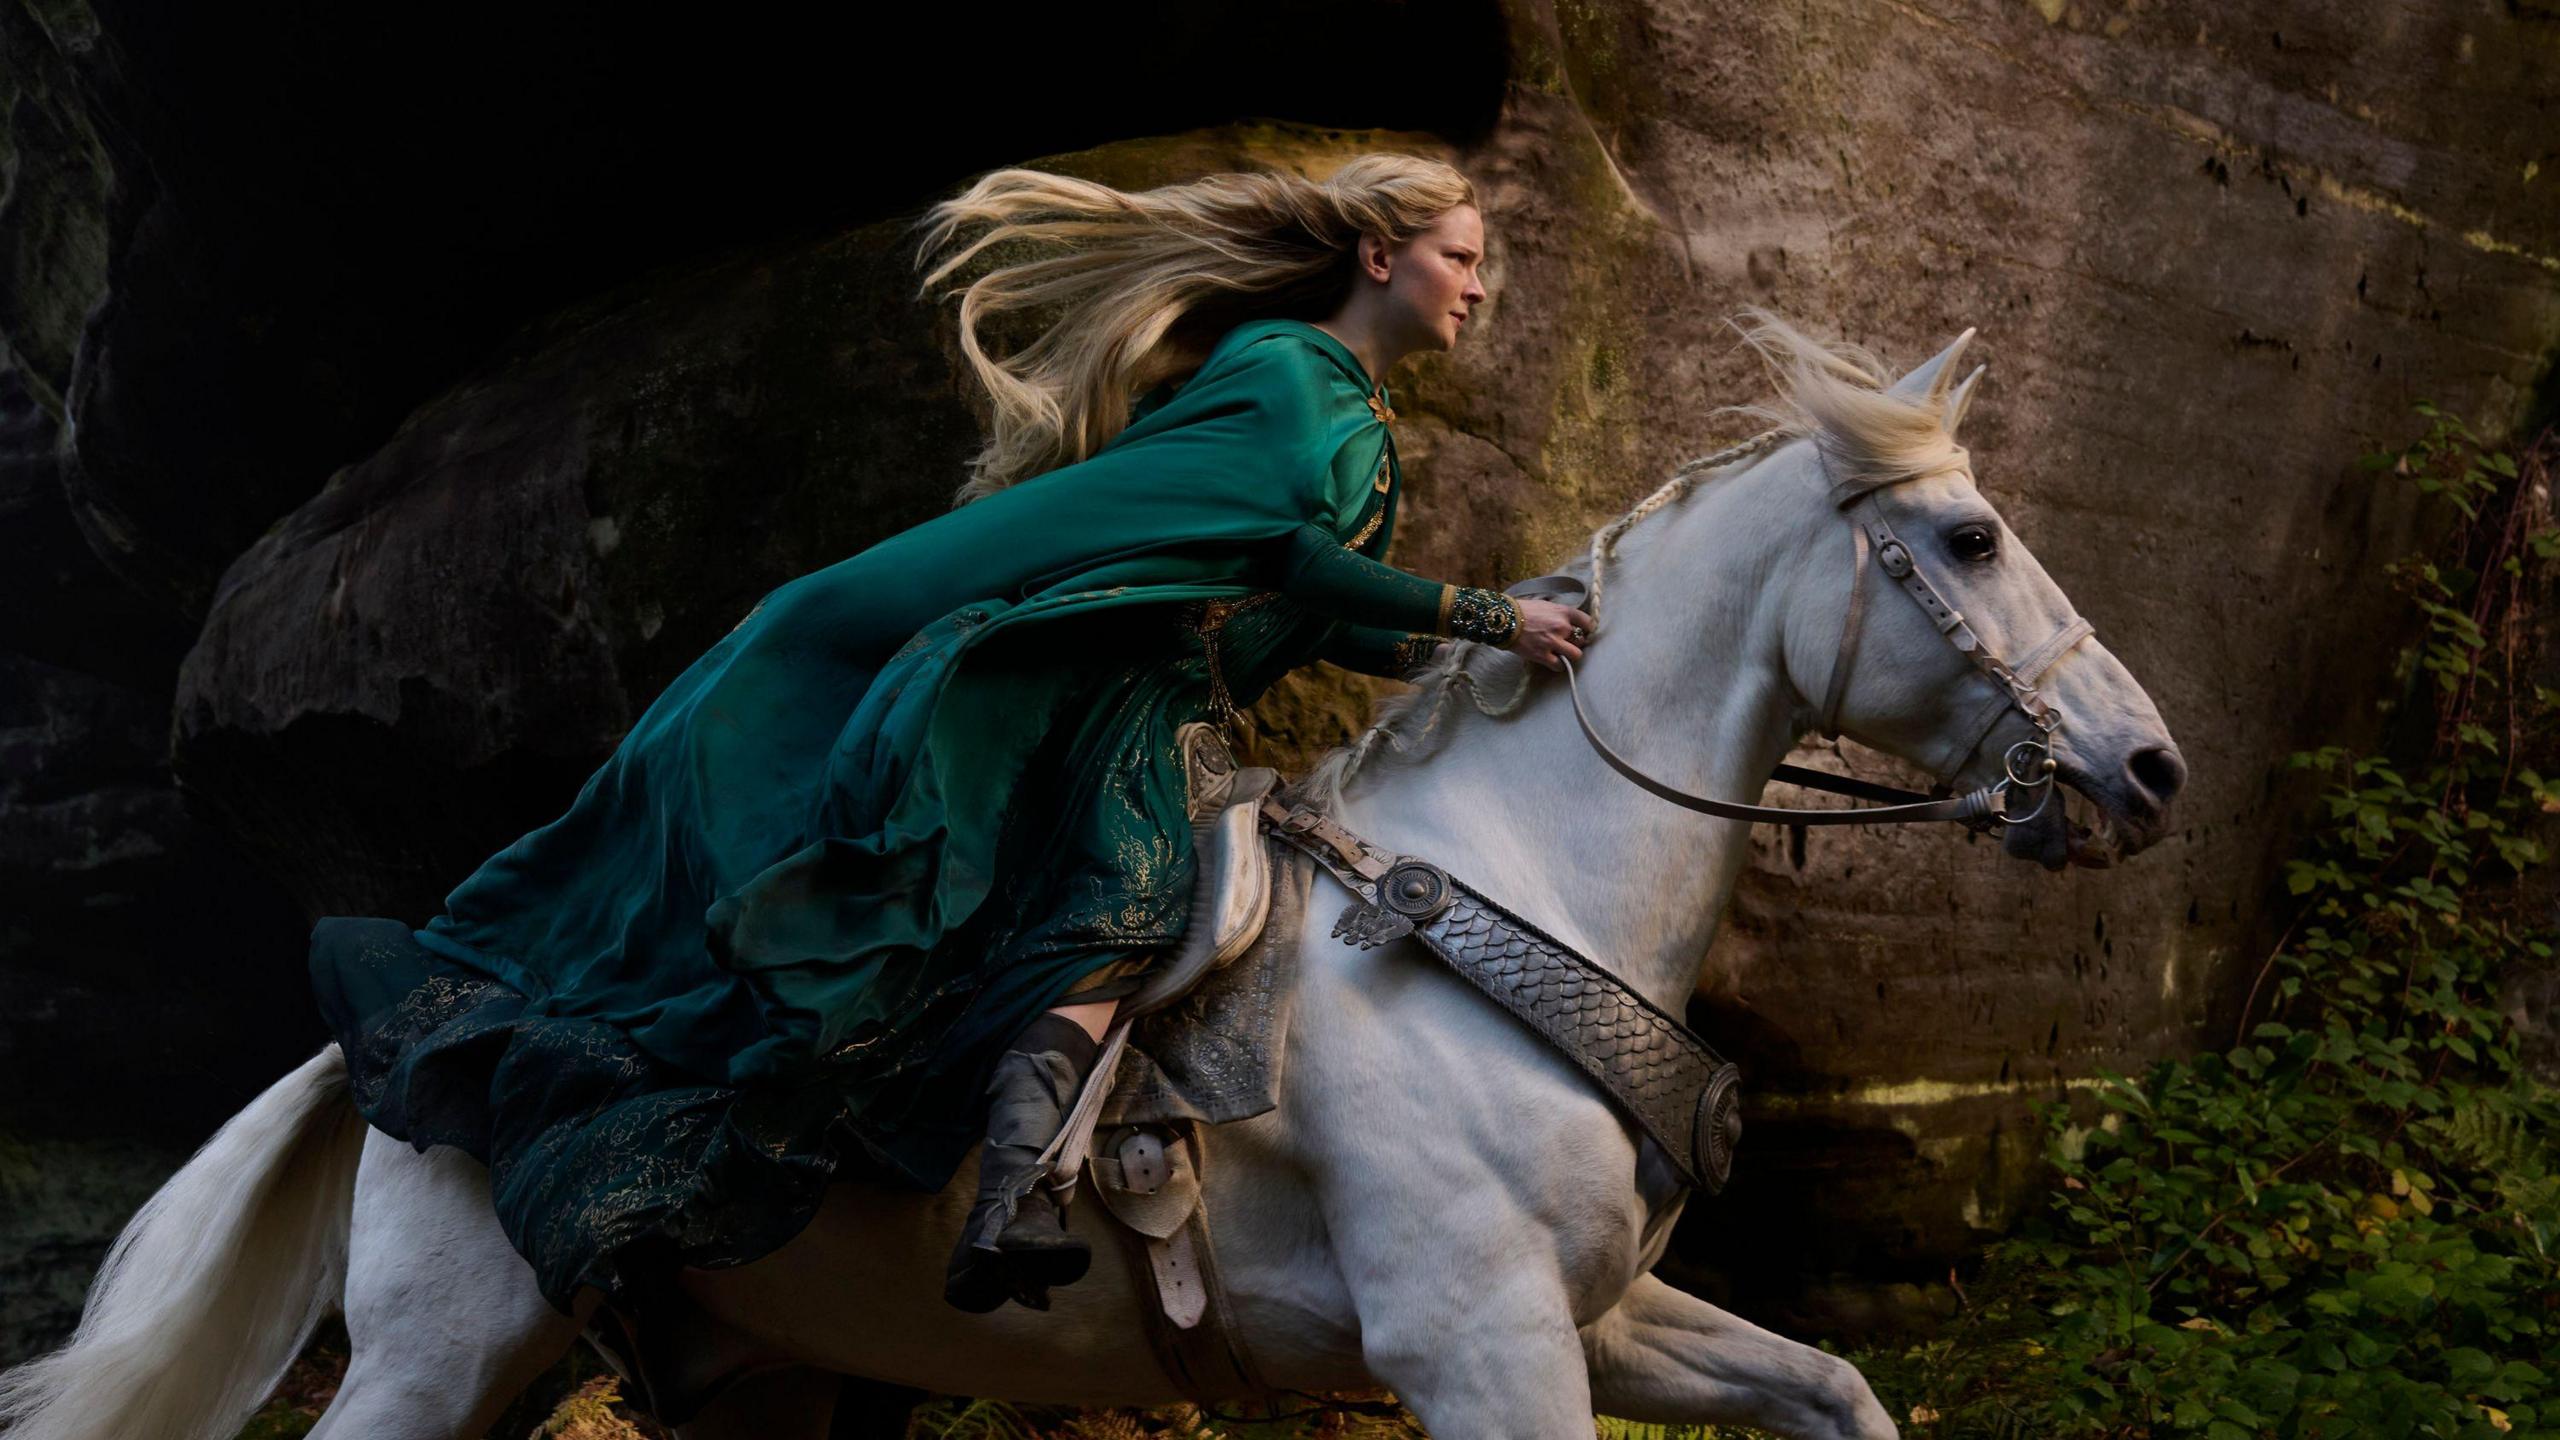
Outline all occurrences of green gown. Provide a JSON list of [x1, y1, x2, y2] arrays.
[[308, 317, 1513, 1311]]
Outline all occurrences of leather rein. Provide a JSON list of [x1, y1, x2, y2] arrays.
[[1516, 462, 2094, 831]]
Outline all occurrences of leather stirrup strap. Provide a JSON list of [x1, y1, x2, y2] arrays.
[[1039, 1017, 1132, 1196]]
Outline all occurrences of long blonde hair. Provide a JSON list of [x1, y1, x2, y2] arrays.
[[910, 154, 1477, 506]]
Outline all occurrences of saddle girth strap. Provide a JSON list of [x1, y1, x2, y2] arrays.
[[1257, 797, 1743, 1195]]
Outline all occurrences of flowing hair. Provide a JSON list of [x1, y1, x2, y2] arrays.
[[910, 154, 1477, 506]]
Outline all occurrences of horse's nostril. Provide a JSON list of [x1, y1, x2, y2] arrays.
[[2127, 746, 2187, 807]]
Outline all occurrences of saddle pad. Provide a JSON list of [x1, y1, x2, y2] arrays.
[[1098, 836, 1315, 1129]]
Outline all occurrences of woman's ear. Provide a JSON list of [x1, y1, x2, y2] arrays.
[[1359, 232, 1394, 284]]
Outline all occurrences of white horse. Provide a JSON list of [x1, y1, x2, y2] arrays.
[[0, 318, 2186, 1440]]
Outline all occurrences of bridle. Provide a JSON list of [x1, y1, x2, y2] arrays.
[[1527, 450, 2094, 830]]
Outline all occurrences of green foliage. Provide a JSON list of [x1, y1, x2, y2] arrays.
[[1857, 411, 2560, 1437]]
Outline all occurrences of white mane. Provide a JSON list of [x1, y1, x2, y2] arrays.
[[1291, 308, 1967, 813]]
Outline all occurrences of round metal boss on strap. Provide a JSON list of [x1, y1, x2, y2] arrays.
[[1379, 860, 1454, 920], [1692, 1063, 1744, 1194]]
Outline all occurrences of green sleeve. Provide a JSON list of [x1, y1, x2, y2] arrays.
[[1269, 524, 1523, 646], [1319, 623, 1444, 679]]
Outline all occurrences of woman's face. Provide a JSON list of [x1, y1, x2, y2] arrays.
[[1386, 204, 1489, 353]]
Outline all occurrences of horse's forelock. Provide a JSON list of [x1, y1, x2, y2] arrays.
[[1727, 308, 1969, 488]]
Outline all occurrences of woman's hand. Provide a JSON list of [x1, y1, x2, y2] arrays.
[[1509, 597, 1597, 670]]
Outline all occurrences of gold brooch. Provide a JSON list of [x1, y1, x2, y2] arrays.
[[1366, 386, 1396, 427]]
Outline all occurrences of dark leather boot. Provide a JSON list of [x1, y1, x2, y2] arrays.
[[944, 1013, 1101, 1313]]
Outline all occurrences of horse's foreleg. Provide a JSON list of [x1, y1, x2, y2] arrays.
[[1343, 1259, 1594, 1436], [311, 1133, 592, 1440], [1310, 1168, 1595, 1436], [1580, 1274, 1897, 1440]]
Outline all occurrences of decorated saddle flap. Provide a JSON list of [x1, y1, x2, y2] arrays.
[[1096, 835, 1314, 1131]]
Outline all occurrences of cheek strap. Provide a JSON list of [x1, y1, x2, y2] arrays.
[[1814, 523, 1872, 740], [1825, 492, 2095, 785]]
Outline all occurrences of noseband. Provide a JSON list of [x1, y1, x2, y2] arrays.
[[1525, 457, 2093, 830]]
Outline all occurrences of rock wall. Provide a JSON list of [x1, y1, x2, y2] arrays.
[[1484, 0, 2559, 1326], [4, 0, 2554, 1358]]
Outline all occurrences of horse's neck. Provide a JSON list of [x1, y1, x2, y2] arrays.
[[1334, 468, 1813, 1013]]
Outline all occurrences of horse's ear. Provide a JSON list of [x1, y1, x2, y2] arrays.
[[1943, 363, 1987, 437], [1886, 328, 1978, 407]]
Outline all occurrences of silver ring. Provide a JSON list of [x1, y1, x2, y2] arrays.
[[1993, 777, 2057, 826], [2002, 738, 2055, 788], [1570, 626, 1588, 641]]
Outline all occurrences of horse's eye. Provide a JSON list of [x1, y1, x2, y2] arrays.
[[1949, 523, 1998, 563]]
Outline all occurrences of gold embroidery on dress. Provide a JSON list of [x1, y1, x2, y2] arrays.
[[1343, 502, 1386, 552], [1181, 591, 1282, 739], [1183, 464, 1387, 737]]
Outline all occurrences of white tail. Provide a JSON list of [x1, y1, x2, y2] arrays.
[[0, 1045, 364, 1440]]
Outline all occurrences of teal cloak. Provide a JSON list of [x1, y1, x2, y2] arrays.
[[309, 317, 1450, 1310]]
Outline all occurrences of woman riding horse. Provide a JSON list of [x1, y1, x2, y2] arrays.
[[307, 154, 1597, 1323]]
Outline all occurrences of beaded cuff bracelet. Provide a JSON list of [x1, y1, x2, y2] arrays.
[[1444, 586, 1523, 648]]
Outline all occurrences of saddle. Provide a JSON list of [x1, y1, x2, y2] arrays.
[[1122, 720, 1288, 1020], [1028, 721, 1301, 1403]]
